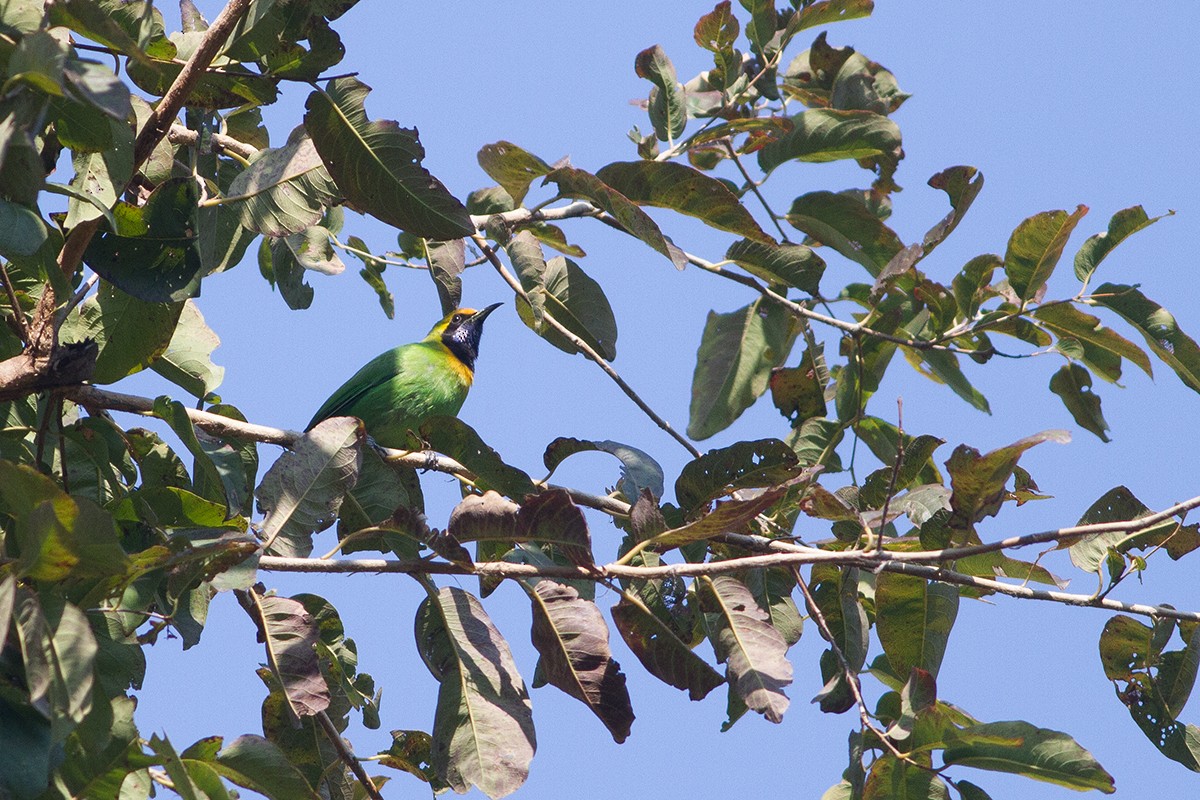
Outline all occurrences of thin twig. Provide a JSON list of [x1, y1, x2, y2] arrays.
[[873, 398, 904, 553], [472, 234, 702, 458], [0, 259, 27, 343], [792, 566, 911, 762], [724, 140, 790, 242], [315, 710, 385, 800]]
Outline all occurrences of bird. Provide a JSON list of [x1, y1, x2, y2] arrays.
[[307, 303, 502, 447]]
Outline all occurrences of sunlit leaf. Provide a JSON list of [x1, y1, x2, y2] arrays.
[[758, 109, 900, 173], [1075, 205, 1173, 282], [786, 190, 904, 276], [943, 721, 1115, 793], [1003, 206, 1088, 304], [542, 437, 664, 502], [1091, 284, 1200, 394], [225, 132, 339, 237]]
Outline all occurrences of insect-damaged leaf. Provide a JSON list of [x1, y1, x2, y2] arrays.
[[225, 131, 339, 237], [477, 141, 551, 205], [416, 587, 535, 798], [542, 437, 664, 502], [699, 575, 792, 723], [1091, 284, 1200, 394], [945, 430, 1070, 529]]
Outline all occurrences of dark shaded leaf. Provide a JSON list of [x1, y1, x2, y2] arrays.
[[1049, 364, 1110, 442], [786, 190, 904, 276], [543, 165, 687, 268], [416, 416, 536, 499], [515, 256, 618, 361], [83, 178, 204, 302], [726, 238, 825, 294], [923, 166, 983, 254], [943, 721, 1115, 793], [675, 438, 804, 516], [758, 109, 900, 173], [874, 574, 958, 680], [688, 297, 799, 440], [304, 77, 473, 239], [611, 595, 724, 700], [635, 45, 686, 141], [525, 580, 634, 742], [1003, 206, 1088, 304], [1033, 303, 1152, 382], [476, 141, 551, 205], [58, 282, 182, 385], [945, 430, 1070, 529], [1075, 205, 1172, 282], [242, 592, 330, 722], [596, 160, 771, 242], [542, 437, 665, 502], [1091, 284, 1200, 394], [416, 587, 535, 798]]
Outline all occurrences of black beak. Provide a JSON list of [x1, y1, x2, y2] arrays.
[[472, 302, 503, 323]]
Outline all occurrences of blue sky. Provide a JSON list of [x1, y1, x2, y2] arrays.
[[118, 2, 1200, 798]]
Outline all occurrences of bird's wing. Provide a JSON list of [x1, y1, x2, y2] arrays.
[[307, 347, 406, 429]]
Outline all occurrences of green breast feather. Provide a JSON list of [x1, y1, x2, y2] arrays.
[[308, 341, 472, 448]]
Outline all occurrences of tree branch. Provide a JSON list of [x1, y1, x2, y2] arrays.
[[314, 710, 385, 800], [256, 552, 1200, 622], [167, 122, 260, 160], [471, 234, 702, 459]]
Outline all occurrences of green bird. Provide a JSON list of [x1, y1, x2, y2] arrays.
[[307, 303, 502, 447]]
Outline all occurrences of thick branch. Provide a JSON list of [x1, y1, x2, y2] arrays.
[[256, 554, 1200, 622], [167, 123, 259, 160], [314, 711, 385, 800], [132, 0, 255, 165]]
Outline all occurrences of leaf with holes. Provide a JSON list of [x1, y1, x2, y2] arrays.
[[1091, 284, 1200, 394]]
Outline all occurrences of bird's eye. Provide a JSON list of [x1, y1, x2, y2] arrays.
[[451, 314, 464, 324]]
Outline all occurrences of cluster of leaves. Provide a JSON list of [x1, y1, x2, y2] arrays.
[[2, 2, 1200, 800]]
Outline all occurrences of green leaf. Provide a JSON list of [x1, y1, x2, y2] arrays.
[[1075, 205, 1172, 282], [336, 445, 413, 544], [542, 437, 664, 502], [863, 754, 950, 800], [688, 297, 799, 440], [260, 235, 313, 310], [0, 198, 47, 259], [243, 591, 330, 719], [596, 160, 771, 243], [946, 430, 1070, 528], [726, 238, 825, 294], [905, 347, 990, 413], [1091, 284, 1200, 393], [769, 344, 828, 423], [1048, 363, 1110, 442], [0, 692, 52, 798], [523, 579, 634, 742], [700, 575, 792, 723], [942, 721, 1115, 793], [635, 45, 687, 141], [610, 594, 724, 700], [0, 461, 128, 581], [758, 109, 901, 173], [416, 586, 536, 798], [785, 190, 904, 276], [62, 114, 132, 231], [50, 0, 175, 67], [542, 165, 688, 269], [225, 132, 339, 237], [304, 77, 473, 239], [57, 282, 181, 385], [256, 416, 364, 557], [477, 141, 551, 205], [515, 256, 618, 360], [1032, 303, 1152, 381], [874, 574, 958, 680], [675, 438, 804, 516], [151, 396, 243, 518], [213, 735, 321, 800], [785, 0, 875, 36], [417, 416, 537, 500], [1003, 206, 1089, 304], [148, 300, 225, 398], [923, 166, 983, 254], [83, 177, 204, 303]]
